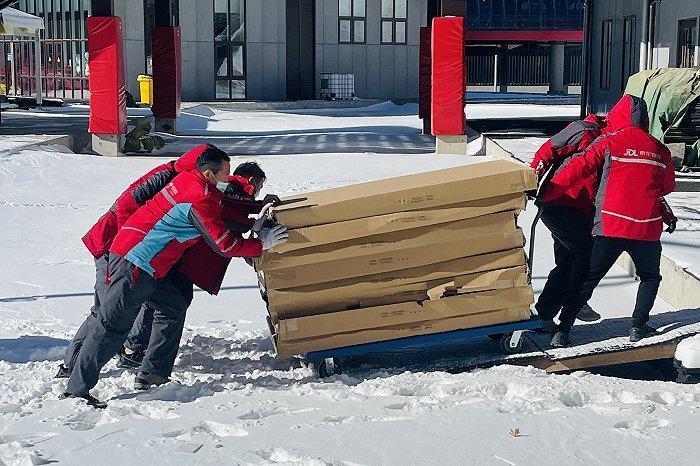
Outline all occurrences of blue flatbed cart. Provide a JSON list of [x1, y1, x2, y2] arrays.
[[303, 316, 543, 377]]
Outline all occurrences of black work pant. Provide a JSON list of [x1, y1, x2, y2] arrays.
[[535, 203, 593, 321], [559, 236, 662, 332], [66, 254, 192, 395]]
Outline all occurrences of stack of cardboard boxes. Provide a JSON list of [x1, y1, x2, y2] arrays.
[[256, 160, 538, 357]]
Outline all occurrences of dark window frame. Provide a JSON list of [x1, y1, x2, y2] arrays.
[[599, 18, 612, 91], [214, 0, 247, 100], [381, 0, 407, 45], [338, 0, 366, 44], [677, 17, 698, 68], [621, 15, 636, 92]]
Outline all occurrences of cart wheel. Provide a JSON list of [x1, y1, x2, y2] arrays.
[[317, 357, 342, 378], [488, 333, 505, 341], [499, 332, 523, 354]]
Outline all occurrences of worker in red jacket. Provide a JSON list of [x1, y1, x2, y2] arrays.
[[118, 161, 270, 382], [531, 113, 606, 331], [62, 148, 288, 407], [549, 95, 676, 347], [58, 144, 210, 379]]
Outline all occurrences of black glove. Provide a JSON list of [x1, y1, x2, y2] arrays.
[[665, 220, 677, 234], [261, 194, 282, 206]]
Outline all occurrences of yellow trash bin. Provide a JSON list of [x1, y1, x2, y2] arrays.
[[137, 74, 153, 106]]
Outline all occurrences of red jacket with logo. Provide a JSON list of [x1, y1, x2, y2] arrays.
[[110, 169, 263, 279], [533, 114, 606, 216], [82, 144, 209, 258], [549, 95, 676, 241]]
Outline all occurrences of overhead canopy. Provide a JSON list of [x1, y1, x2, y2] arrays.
[[0, 7, 44, 36]]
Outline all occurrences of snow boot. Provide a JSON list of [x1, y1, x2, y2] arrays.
[[60, 392, 107, 409], [550, 330, 570, 348], [54, 364, 71, 379], [116, 347, 144, 370], [576, 304, 601, 322], [630, 325, 660, 343], [134, 372, 169, 390]]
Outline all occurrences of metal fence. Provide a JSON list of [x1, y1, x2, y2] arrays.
[[0, 0, 91, 101], [466, 43, 583, 88], [564, 44, 582, 85]]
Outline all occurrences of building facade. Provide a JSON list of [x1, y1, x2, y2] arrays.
[[1, 1, 588, 102], [587, 0, 700, 114]]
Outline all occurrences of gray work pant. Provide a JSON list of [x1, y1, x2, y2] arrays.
[[66, 254, 192, 395], [63, 256, 189, 378]]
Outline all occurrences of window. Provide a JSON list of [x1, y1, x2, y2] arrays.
[[621, 15, 637, 92], [599, 19, 612, 91], [339, 0, 366, 43], [214, 0, 246, 99], [678, 18, 698, 68], [381, 0, 407, 44]]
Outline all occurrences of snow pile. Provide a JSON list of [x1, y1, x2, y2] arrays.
[[0, 114, 698, 463]]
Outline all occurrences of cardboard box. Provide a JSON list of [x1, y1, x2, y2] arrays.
[[269, 264, 528, 320], [274, 307, 532, 357], [276, 286, 534, 341], [274, 159, 537, 228], [261, 211, 517, 271], [263, 226, 524, 291], [276, 193, 526, 254]]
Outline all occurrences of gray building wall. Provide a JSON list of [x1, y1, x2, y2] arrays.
[[117, 0, 427, 102], [179, 0, 216, 101], [246, 0, 287, 101], [114, 0, 145, 99], [589, 0, 700, 114], [315, 0, 427, 100]]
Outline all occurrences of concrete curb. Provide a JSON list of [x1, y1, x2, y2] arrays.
[[1, 132, 91, 154]]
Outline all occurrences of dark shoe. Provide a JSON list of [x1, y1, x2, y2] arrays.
[[134, 372, 170, 390], [550, 330, 570, 348], [576, 304, 601, 322], [630, 325, 660, 342], [534, 319, 558, 334], [116, 347, 144, 370], [55, 364, 71, 379], [60, 392, 107, 409]]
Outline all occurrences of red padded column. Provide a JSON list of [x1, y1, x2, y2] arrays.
[[87, 16, 127, 135], [431, 16, 466, 136], [152, 26, 182, 119]]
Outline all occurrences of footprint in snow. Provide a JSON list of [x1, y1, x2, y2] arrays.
[[195, 421, 248, 438], [613, 418, 674, 437], [64, 410, 104, 431]]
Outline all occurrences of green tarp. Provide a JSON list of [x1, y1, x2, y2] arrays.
[[625, 68, 700, 167]]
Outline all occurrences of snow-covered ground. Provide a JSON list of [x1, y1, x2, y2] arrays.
[[0, 107, 699, 465]]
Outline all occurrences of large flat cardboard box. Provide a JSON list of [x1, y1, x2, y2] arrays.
[[274, 159, 537, 228], [262, 225, 524, 291], [269, 264, 528, 320], [277, 285, 534, 341], [276, 193, 526, 254], [275, 307, 532, 357], [261, 210, 516, 270]]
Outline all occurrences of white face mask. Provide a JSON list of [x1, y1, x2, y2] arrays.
[[216, 181, 229, 193]]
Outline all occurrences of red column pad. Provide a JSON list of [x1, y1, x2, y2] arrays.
[[431, 17, 465, 136], [87, 16, 127, 135], [152, 26, 182, 119], [418, 27, 431, 120]]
